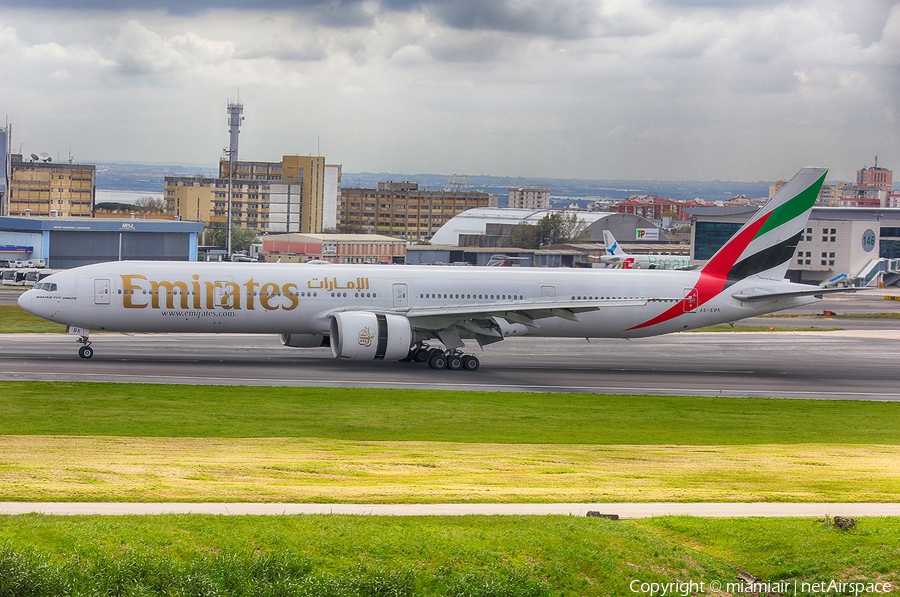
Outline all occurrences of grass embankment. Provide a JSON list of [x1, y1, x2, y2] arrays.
[[0, 305, 66, 333], [2, 384, 899, 594], [1, 515, 897, 596], [1, 382, 899, 503]]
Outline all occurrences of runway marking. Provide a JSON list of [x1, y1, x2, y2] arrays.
[[5, 372, 900, 400]]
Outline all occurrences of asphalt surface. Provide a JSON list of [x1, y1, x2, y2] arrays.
[[3, 323, 900, 400], [3, 286, 900, 401]]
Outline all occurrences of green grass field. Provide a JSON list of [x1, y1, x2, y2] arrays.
[[2, 381, 900, 503], [0, 305, 66, 333], [2, 312, 899, 594], [5, 381, 900, 444], [0, 514, 897, 596]]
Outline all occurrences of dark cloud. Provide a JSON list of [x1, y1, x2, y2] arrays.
[[0, 0, 372, 17], [648, 0, 780, 7], [425, 0, 600, 39], [2, 0, 601, 38]]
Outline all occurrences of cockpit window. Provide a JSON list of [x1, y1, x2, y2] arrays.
[[34, 282, 58, 292]]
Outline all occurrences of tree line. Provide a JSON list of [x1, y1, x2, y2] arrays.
[[506, 213, 589, 249]]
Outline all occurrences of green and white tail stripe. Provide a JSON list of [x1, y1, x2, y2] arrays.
[[702, 166, 828, 282]]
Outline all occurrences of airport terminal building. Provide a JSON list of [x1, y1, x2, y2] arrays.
[[688, 206, 900, 285]]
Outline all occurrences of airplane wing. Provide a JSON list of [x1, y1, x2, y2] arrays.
[[404, 297, 649, 323], [317, 297, 670, 349], [730, 286, 858, 302], [403, 297, 654, 348]]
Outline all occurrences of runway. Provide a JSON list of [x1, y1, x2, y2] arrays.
[[3, 287, 900, 400], [2, 326, 900, 400]]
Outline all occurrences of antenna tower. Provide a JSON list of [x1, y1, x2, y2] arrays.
[[225, 100, 244, 259]]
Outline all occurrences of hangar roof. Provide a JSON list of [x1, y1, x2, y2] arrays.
[[430, 208, 656, 246], [0, 216, 203, 233]]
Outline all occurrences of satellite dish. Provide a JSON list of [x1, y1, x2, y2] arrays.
[[38, 152, 52, 162], [30, 154, 39, 161]]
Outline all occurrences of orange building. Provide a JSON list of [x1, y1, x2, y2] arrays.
[[6, 154, 95, 217], [340, 181, 494, 241]]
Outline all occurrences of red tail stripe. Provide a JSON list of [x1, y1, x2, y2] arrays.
[[627, 212, 771, 331]]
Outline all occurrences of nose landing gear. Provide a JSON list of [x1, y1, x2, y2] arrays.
[[75, 333, 93, 359]]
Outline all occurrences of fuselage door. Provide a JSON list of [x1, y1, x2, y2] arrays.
[[214, 280, 229, 308], [94, 278, 111, 305], [541, 285, 557, 299], [392, 283, 408, 308], [683, 287, 699, 313]]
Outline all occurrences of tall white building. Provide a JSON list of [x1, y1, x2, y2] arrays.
[[323, 164, 342, 230], [508, 187, 550, 209], [0, 126, 8, 216]]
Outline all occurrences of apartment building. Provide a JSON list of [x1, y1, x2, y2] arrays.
[[339, 181, 495, 240], [6, 154, 95, 217], [165, 155, 339, 233], [508, 186, 550, 209], [857, 162, 892, 192]]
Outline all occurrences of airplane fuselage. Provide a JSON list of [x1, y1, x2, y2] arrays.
[[19, 260, 819, 340]]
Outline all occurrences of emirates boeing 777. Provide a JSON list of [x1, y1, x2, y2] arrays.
[[18, 167, 849, 371]]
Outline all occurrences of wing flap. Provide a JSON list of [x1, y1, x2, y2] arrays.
[[401, 298, 650, 321]]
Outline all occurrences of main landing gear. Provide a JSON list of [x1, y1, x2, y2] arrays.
[[403, 345, 480, 371]]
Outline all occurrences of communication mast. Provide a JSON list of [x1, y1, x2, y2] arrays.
[[224, 100, 244, 259]]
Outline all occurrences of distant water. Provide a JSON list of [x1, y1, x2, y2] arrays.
[[96, 189, 164, 205]]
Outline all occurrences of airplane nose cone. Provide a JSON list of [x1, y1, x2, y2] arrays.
[[17, 289, 33, 313]]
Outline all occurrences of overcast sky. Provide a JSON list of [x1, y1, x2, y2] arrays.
[[1, 0, 898, 182]]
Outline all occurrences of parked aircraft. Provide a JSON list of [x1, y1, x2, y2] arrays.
[[18, 167, 850, 371], [600, 230, 691, 269]]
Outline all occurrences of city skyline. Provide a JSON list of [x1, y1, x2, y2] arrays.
[[1, 0, 898, 183]]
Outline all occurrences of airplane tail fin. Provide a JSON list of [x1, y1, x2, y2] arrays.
[[700, 167, 827, 282], [603, 230, 625, 256]]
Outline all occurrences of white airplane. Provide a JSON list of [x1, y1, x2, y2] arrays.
[[19, 167, 850, 371], [600, 230, 691, 269]]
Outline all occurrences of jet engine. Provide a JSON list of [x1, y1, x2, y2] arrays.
[[329, 312, 412, 360], [280, 333, 329, 348]]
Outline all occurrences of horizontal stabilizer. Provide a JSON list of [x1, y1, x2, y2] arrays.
[[731, 286, 857, 302]]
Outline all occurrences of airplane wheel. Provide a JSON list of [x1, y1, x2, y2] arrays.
[[400, 349, 415, 362], [428, 352, 448, 370], [78, 346, 93, 359], [462, 355, 480, 371], [447, 354, 463, 370], [413, 348, 431, 363]]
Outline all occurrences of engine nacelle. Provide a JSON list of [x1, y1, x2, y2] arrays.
[[280, 333, 329, 348], [329, 312, 412, 361]]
